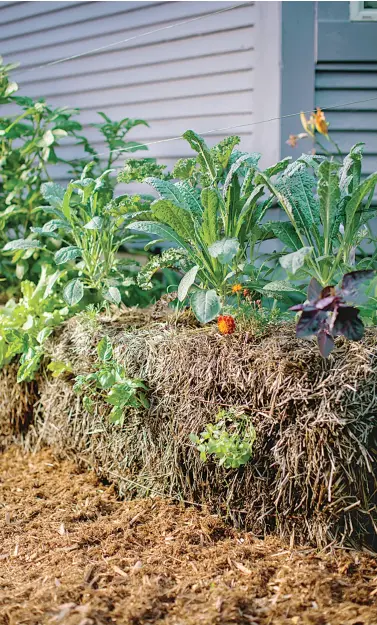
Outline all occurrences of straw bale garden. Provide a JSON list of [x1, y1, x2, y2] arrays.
[[2, 56, 377, 624]]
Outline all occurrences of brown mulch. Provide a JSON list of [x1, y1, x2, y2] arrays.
[[1, 448, 377, 625]]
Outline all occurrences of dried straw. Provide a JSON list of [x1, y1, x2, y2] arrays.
[[15, 310, 377, 550]]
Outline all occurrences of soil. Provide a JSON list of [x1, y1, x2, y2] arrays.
[[1, 448, 377, 625]]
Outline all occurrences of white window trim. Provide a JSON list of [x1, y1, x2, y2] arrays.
[[350, 1, 377, 21]]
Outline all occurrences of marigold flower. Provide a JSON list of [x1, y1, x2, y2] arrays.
[[217, 315, 236, 335], [231, 283, 242, 294], [313, 107, 329, 136]]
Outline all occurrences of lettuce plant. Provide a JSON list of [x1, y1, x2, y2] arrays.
[[126, 131, 285, 323], [291, 270, 374, 357], [258, 144, 377, 287], [190, 409, 256, 469], [0, 266, 69, 381]]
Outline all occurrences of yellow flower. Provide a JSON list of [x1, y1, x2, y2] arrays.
[[231, 283, 242, 294], [313, 107, 329, 136], [300, 112, 315, 137]]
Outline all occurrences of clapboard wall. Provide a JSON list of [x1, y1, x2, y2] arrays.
[[315, 1, 377, 177], [0, 1, 281, 181]]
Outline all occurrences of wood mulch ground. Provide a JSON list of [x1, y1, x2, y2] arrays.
[[1, 447, 377, 625]]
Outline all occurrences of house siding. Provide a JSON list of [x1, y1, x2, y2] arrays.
[[0, 0, 269, 182]]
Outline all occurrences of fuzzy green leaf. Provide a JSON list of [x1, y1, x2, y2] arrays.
[[54, 246, 81, 265], [103, 286, 121, 305], [97, 336, 113, 362], [41, 182, 65, 208], [208, 238, 239, 264], [63, 279, 84, 306], [3, 238, 43, 251], [280, 246, 313, 275], [190, 289, 221, 324], [178, 265, 199, 302]]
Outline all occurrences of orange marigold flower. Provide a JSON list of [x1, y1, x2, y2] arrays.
[[231, 283, 242, 294], [313, 107, 329, 136], [217, 315, 236, 335]]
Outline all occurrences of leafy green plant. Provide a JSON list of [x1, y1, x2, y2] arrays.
[[190, 409, 256, 469], [126, 131, 291, 323], [258, 144, 377, 287], [0, 57, 89, 287], [4, 166, 156, 306], [0, 266, 69, 381], [73, 336, 148, 425]]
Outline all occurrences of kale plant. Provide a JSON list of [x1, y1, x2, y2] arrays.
[[125, 131, 291, 323], [258, 144, 377, 286]]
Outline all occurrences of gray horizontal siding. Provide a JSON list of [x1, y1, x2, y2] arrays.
[[0, 1, 257, 176]]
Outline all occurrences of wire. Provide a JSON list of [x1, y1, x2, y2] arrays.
[[12, 2, 251, 78], [67, 94, 377, 164]]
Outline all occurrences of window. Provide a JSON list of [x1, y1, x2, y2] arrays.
[[350, 1, 377, 20]]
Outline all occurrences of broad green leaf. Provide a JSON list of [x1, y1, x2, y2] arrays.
[[263, 281, 304, 295], [41, 182, 66, 208], [280, 246, 313, 275], [54, 246, 81, 265], [151, 199, 195, 242], [97, 336, 113, 362], [85, 216, 104, 230], [3, 239, 43, 251], [63, 279, 84, 306], [276, 170, 320, 241], [190, 289, 221, 324], [201, 188, 219, 245], [103, 286, 121, 305], [47, 360, 72, 377], [178, 265, 199, 302], [17, 348, 41, 383], [267, 221, 301, 250], [208, 238, 239, 264]]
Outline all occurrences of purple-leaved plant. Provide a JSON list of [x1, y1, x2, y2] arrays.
[[290, 270, 375, 358]]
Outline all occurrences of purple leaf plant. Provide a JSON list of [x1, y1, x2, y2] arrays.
[[290, 270, 375, 358]]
